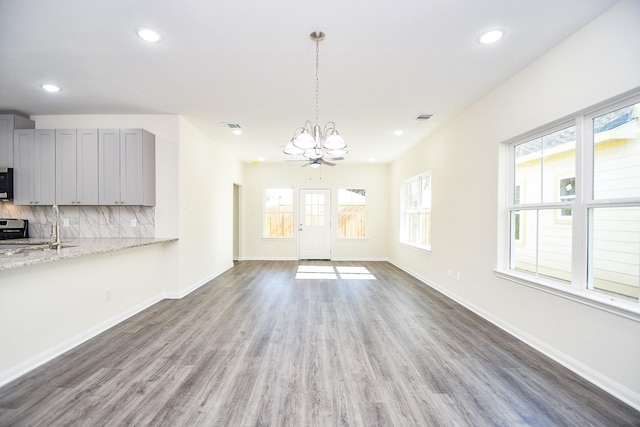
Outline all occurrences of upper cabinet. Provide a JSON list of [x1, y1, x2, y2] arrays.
[[0, 114, 35, 167], [55, 129, 99, 205], [98, 129, 155, 206], [13, 129, 56, 205]]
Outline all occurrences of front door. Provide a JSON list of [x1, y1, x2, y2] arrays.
[[298, 188, 331, 260]]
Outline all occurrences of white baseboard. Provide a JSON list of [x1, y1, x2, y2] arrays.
[[164, 263, 235, 299], [330, 257, 389, 262], [240, 256, 390, 262], [0, 263, 236, 388], [0, 294, 163, 388], [389, 259, 640, 412]]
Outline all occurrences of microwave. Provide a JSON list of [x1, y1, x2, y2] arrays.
[[0, 168, 13, 200]]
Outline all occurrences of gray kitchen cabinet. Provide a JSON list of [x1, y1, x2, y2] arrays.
[[0, 114, 35, 167], [55, 129, 99, 205], [98, 128, 155, 206], [13, 129, 56, 205]]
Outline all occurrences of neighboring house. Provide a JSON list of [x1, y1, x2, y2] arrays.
[[513, 104, 640, 301]]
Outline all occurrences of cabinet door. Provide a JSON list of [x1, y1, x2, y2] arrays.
[[0, 116, 14, 167], [98, 129, 121, 205], [1, 115, 35, 168], [76, 129, 99, 205], [33, 129, 56, 205], [55, 129, 78, 205], [13, 129, 34, 204], [120, 129, 144, 205], [13, 129, 55, 205]]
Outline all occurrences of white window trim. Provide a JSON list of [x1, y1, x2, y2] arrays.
[[337, 188, 367, 239], [262, 187, 295, 239], [498, 88, 640, 321], [494, 269, 640, 322], [400, 171, 432, 251]]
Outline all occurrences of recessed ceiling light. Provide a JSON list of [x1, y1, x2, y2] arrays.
[[136, 28, 161, 42], [368, 158, 376, 162], [232, 129, 242, 135], [393, 130, 404, 136], [479, 29, 504, 44], [41, 84, 60, 93]]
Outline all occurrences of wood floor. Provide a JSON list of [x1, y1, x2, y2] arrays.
[[0, 261, 638, 426]]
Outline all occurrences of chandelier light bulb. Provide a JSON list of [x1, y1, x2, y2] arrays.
[[323, 130, 346, 150], [293, 129, 317, 149], [283, 140, 304, 155]]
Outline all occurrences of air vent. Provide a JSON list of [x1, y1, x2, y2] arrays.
[[222, 122, 241, 129], [414, 114, 434, 121], [222, 122, 242, 135]]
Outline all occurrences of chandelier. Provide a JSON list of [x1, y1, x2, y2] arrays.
[[283, 31, 347, 168]]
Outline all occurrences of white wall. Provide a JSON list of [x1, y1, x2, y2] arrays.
[[242, 162, 389, 260], [388, 0, 640, 409], [0, 241, 176, 386], [176, 117, 242, 295]]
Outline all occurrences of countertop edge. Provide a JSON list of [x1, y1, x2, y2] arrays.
[[0, 238, 178, 271]]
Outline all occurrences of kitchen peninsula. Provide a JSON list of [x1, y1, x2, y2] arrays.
[[0, 234, 179, 389], [0, 237, 176, 270]]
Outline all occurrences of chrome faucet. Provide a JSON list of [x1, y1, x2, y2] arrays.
[[51, 204, 62, 245]]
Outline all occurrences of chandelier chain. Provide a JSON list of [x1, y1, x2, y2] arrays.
[[315, 38, 320, 126]]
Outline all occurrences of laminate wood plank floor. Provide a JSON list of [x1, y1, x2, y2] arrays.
[[1, 261, 638, 426]]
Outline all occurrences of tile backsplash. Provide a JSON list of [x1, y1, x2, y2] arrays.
[[0, 203, 154, 239]]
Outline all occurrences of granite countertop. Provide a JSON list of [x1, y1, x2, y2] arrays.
[[0, 237, 178, 271]]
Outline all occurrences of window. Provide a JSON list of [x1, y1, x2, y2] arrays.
[[263, 188, 293, 238], [400, 172, 431, 250], [587, 101, 640, 302], [505, 93, 640, 310], [558, 176, 575, 218], [337, 189, 366, 238]]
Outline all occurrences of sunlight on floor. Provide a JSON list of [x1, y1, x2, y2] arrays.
[[295, 265, 376, 280]]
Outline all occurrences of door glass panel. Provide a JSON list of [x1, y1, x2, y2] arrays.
[[305, 193, 325, 227]]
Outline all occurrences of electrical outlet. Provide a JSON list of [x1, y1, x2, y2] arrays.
[[456, 272, 462, 281], [448, 269, 453, 278], [63, 218, 70, 227], [130, 218, 137, 227], [105, 288, 111, 301]]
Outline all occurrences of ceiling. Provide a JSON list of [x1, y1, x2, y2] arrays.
[[0, 0, 619, 164]]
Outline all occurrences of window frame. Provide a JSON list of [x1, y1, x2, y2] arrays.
[[400, 171, 432, 251], [337, 188, 367, 239], [262, 187, 295, 239], [499, 90, 640, 320]]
